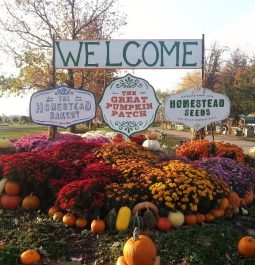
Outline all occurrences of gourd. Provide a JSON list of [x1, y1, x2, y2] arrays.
[[1, 194, 22, 209], [168, 210, 184, 228], [123, 228, 157, 265], [205, 213, 215, 222], [75, 217, 87, 228], [20, 249, 41, 265], [22, 194, 40, 210], [116, 206, 131, 232], [146, 131, 158, 140], [106, 208, 117, 232], [195, 213, 205, 223], [142, 140, 160, 151], [91, 217, 105, 233], [48, 206, 58, 217], [238, 236, 255, 257], [157, 217, 171, 232], [228, 192, 240, 209], [62, 213, 76, 226], [53, 212, 64, 221], [218, 198, 229, 210], [143, 208, 156, 229], [184, 214, 197, 225], [211, 209, 224, 218], [132, 202, 159, 217], [116, 256, 127, 265], [4, 181, 20, 196], [130, 212, 143, 230]]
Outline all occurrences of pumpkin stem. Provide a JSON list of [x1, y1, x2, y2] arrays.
[[133, 227, 139, 241]]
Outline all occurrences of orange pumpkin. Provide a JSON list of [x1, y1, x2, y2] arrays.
[[184, 214, 197, 225], [20, 249, 41, 265], [219, 198, 229, 210], [205, 213, 215, 222], [0, 241, 5, 250], [91, 217, 105, 233], [53, 212, 64, 221], [1, 194, 21, 209], [116, 256, 127, 265], [75, 217, 87, 228], [4, 181, 20, 196], [123, 228, 157, 265], [48, 206, 58, 217], [146, 131, 158, 140], [22, 194, 40, 210], [211, 209, 224, 218], [63, 213, 76, 226], [238, 236, 255, 257], [195, 213, 205, 223], [228, 192, 240, 209], [157, 217, 172, 232], [243, 191, 254, 205]]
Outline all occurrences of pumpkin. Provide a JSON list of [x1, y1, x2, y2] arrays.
[[184, 214, 197, 225], [157, 217, 171, 232], [130, 212, 144, 230], [132, 202, 159, 217], [205, 213, 215, 222], [211, 209, 224, 218], [1, 194, 21, 209], [116, 206, 131, 231], [20, 249, 41, 265], [22, 194, 40, 210], [53, 212, 64, 221], [142, 140, 160, 151], [243, 191, 254, 205], [91, 217, 105, 233], [195, 213, 205, 223], [168, 210, 184, 228], [106, 208, 117, 233], [146, 131, 158, 140], [238, 236, 255, 257], [0, 139, 13, 149], [248, 147, 255, 159], [75, 217, 87, 228], [63, 213, 76, 226], [4, 181, 20, 196], [219, 198, 229, 210], [0, 241, 5, 250], [48, 206, 58, 217], [123, 228, 157, 265], [116, 256, 127, 265], [143, 208, 156, 229], [228, 192, 240, 209]]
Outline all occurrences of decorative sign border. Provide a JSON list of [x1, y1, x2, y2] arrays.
[[99, 74, 160, 136], [29, 85, 96, 128]]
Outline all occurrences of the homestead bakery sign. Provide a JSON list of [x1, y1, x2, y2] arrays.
[[99, 74, 160, 136], [164, 88, 230, 130], [55, 39, 202, 69], [30, 86, 96, 128]]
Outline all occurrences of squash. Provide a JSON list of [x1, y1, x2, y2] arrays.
[[63, 213, 76, 226], [123, 228, 157, 265], [218, 198, 229, 210], [4, 181, 20, 196], [116, 256, 127, 265], [184, 214, 197, 225], [195, 213, 205, 223], [132, 202, 159, 217], [157, 217, 171, 232], [238, 236, 255, 257], [116, 206, 131, 232], [75, 217, 87, 228], [205, 213, 215, 222], [168, 210, 184, 228], [22, 194, 40, 210], [143, 208, 156, 229], [20, 249, 41, 265], [211, 209, 224, 218], [1, 194, 21, 209], [228, 192, 240, 209], [130, 212, 143, 230], [106, 208, 117, 233], [91, 217, 105, 233], [48, 206, 58, 217], [142, 140, 160, 151], [53, 212, 64, 221]]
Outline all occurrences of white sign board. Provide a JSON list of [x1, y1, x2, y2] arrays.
[[99, 74, 160, 136], [55, 39, 202, 69], [30, 86, 96, 128], [164, 88, 230, 130]]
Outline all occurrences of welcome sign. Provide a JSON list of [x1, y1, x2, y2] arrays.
[[164, 88, 230, 130], [99, 74, 160, 136], [55, 39, 202, 69], [30, 86, 96, 128]]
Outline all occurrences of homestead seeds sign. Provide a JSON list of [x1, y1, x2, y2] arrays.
[[55, 39, 202, 69], [99, 74, 160, 136], [164, 88, 230, 130], [30, 86, 96, 128]]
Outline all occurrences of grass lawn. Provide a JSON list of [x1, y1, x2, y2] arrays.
[[0, 127, 49, 139]]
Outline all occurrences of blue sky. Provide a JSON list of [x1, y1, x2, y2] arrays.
[[1, 0, 255, 115]]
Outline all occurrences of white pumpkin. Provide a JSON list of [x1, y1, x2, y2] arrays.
[[142, 140, 161, 151], [0, 139, 13, 149], [168, 210, 184, 228], [248, 147, 255, 159]]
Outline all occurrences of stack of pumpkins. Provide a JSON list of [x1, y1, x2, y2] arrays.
[[0, 179, 40, 211], [142, 131, 161, 151]]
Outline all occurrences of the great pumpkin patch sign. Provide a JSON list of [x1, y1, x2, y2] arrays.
[[99, 74, 160, 136]]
